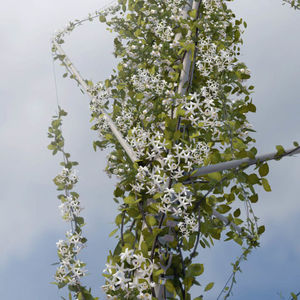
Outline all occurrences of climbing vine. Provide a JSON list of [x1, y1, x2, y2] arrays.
[[49, 0, 299, 299]]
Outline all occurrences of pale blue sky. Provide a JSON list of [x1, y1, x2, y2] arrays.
[[0, 0, 299, 299]]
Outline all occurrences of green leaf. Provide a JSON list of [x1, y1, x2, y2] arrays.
[[146, 215, 157, 226], [136, 93, 144, 100], [247, 103, 256, 112], [115, 214, 123, 226], [259, 163, 269, 177], [276, 145, 285, 157], [216, 205, 231, 214], [188, 8, 197, 19], [204, 282, 214, 292], [154, 269, 164, 277], [224, 86, 232, 93], [248, 173, 259, 184], [208, 172, 222, 181], [47, 144, 56, 150], [262, 178, 271, 192], [140, 241, 148, 257], [109, 228, 118, 237], [124, 195, 135, 204], [291, 292, 298, 300], [99, 15, 106, 22], [258, 225, 265, 235], [165, 280, 176, 295], [173, 183, 183, 193], [233, 208, 241, 217], [153, 192, 163, 200], [187, 263, 204, 277], [249, 194, 258, 203]]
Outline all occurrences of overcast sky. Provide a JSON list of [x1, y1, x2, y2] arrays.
[[0, 0, 299, 299]]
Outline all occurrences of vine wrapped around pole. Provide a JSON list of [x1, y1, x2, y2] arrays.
[[49, 0, 300, 299]]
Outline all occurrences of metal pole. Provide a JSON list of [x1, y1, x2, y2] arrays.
[[191, 146, 300, 178], [155, 1, 201, 298]]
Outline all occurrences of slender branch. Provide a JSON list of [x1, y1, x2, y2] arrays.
[[129, 219, 136, 232], [120, 211, 125, 246], [190, 206, 202, 258], [138, 202, 153, 234], [216, 246, 252, 300]]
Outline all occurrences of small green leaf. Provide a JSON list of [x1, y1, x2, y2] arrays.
[[124, 195, 141, 204], [216, 205, 231, 214], [262, 178, 271, 192], [249, 194, 258, 203], [248, 173, 259, 184], [173, 183, 183, 193], [124, 195, 137, 204], [165, 280, 176, 295], [208, 172, 222, 181], [259, 163, 269, 177], [140, 241, 148, 257], [47, 144, 56, 150], [115, 214, 123, 226], [291, 292, 298, 300], [204, 282, 214, 292], [188, 8, 197, 18], [154, 269, 164, 277], [99, 15, 106, 22], [146, 215, 157, 226], [109, 228, 118, 237], [187, 263, 204, 277], [258, 225, 265, 235], [276, 145, 285, 157], [153, 192, 163, 200], [233, 208, 241, 217], [136, 93, 144, 100]]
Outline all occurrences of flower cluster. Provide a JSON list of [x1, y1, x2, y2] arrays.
[[178, 215, 199, 240], [89, 82, 111, 115], [103, 249, 158, 299], [54, 166, 87, 290], [56, 167, 78, 187], [131, 69, 167, 96], [58, 194, 82, 221], [196, 37, 235, 75], [55, 232, 86, 286], [153, 20, 174, 42]]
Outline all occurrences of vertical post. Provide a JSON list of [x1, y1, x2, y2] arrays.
[[156, 1, 201, 299]]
